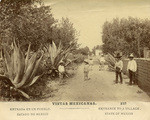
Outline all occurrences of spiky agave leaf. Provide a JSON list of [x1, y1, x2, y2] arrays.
[[16, 88, 30, 99], [10, 43, 14, 76], [18, 49, 25, 83], [45, 41, 75, 71], [23, 53, 43, 87], [25, 43, 31, 71], [51, 44, 56, 65], [2, 41, 44, 99], [13, 40, 19, 77], [56, 42, 62, 56], [13, 45, 25, 84], [28, 75, 42, 87], [52, 41, 57, 55], [54, 52, 64, 68], [13, 41, 24, 84], [15, 53, 37, 88], [3, 48, 14, 81], [52, 42, 62, 65], [48, 44, 53, 64], [105, 53, 116, 70]]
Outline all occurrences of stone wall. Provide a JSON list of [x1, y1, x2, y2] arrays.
[[122, 58, 150, 92]]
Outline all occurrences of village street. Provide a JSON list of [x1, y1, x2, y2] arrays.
[[48, 62, 150, 102]]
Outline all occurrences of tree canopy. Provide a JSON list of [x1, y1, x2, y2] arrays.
[[102, 17, 150, 57], [0, 0, 78, 52], [74, 46, 90, 56]]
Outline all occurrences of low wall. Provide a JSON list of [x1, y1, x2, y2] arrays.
[[122, 58, 150, 92]]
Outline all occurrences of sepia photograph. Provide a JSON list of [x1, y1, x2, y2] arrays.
[[0, 0, 150, 103]]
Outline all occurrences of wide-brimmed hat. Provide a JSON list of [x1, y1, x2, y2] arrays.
[[129, 53, 134, 58], [84, 59, 89, 64], [59, 60, 64, 64], [115, 53, 122, 58]]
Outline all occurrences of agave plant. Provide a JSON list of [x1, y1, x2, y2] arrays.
[[0, 41, 43, 99], [105, 53, 116, 71], [43, 41, 76, 78]]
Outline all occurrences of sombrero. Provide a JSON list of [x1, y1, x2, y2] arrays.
[[115, 53, 122, 58], [84, 59, 89, 64], [129, 53, 134, 58]]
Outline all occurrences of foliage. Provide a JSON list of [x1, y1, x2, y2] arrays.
[[0, 1, 78, 52], [105, 53, 116, 71], [23, 76, 53, 101], [92, 45, 102, 55], [0, 2, 56, 51], [12, 5, 55, 51], [74, 54, 86, 63], [0, 75, 53, 101], [43, 41, 76, 78], [0, 41, 43, 99], [0, 0, 79, 101], [51, 18, 79, 48], [102, 17, 150, 57], [75, 46, 90, 56]]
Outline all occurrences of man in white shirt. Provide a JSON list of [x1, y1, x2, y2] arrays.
[[115, 53, 123, 84], [127, 54, 137, 85]]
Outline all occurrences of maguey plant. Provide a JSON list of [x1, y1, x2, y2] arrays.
[[105, 53, 116, 71], [43, 41, 76, 78], [0, 41, 43, 99]]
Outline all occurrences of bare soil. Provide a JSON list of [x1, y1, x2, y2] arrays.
[[47, 64, 150, 101]]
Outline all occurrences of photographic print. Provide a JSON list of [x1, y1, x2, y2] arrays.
[[0, 0, 150, 120], [0, 0, 150, 102]]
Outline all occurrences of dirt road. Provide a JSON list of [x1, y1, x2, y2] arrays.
[[48, 64, 150, 101]]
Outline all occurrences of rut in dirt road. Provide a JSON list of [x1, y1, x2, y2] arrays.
[[48, 64, 150, 101]]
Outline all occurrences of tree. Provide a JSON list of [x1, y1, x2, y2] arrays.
[[75, 46, 90, 56], [0, 0, 41, 42], [0, 1, 78, 52], [0, 0, 56, 51], [11, 5, 56, 51], [50, 18, 79, 49], [102, 17, 150, 57]]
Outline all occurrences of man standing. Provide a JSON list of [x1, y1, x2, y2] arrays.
[[99, 54, 105, 71], [58, 61, 65, 84], [127, 54, 137, 85], [115, 53, 123, 84], [84, 60, 90, 80], [89, 58, 93, 71]]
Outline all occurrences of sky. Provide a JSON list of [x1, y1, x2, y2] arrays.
[[43, 0, 150, 49]]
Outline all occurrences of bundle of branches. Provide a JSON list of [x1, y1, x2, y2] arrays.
[[105, 53, 116, 71], [0, 41, 43, 100], [43, 41, 76, 78]]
